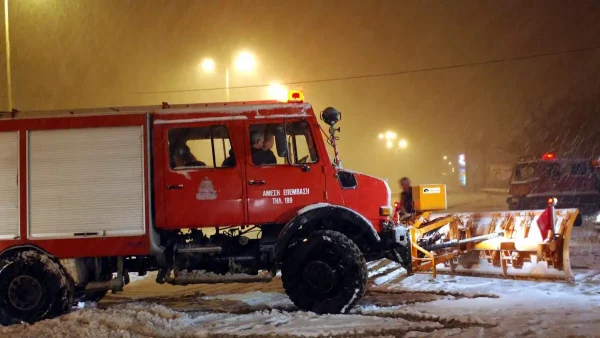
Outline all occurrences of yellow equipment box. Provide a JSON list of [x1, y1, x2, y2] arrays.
[[412, 184, 447, 211]]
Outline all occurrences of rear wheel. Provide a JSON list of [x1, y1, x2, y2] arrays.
[[281, 230, 367, 314], [0, 251, 73, 325]]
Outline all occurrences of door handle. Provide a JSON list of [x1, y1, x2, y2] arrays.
[[166, 184, 184, 190], [249, 180, 265, 186]]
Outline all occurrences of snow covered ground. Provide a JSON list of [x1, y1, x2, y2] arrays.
[[2, 192, 600, 337]]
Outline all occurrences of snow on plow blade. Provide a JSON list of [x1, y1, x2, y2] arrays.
[[408, 208, 579, 283]]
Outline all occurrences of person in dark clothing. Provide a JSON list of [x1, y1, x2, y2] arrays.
[[261, 133, 277, 164], [250, 131, 266, 165], [399, 177, 414, 217], [221, 148, 235, 167], [170, 143, 206, 168]]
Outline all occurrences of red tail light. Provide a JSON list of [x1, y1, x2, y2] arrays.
[[542, 153, 556, 160]]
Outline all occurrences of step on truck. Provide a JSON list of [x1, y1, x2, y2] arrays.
[[0, 91, 412, 324]]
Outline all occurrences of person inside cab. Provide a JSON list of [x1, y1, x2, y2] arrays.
[[221, 148, 235, 167], [398, 177, 414, 219], [171, 142, 206, 168], [250, 131, 266, 165], [261, 132, 277, 165]]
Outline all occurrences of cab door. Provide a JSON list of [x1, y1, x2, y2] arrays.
[[162, 121, 245, 228], [245, 119, 326, 224]]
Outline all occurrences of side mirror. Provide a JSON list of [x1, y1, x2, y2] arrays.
[[275, 126, 288, 157]]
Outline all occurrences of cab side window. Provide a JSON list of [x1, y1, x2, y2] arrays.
[[248, 120, 318, 166], [168, 125, 234, 169]]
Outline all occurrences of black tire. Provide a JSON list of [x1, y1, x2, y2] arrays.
[[0, 251, 73, 325], [281, 230, 367, 314]]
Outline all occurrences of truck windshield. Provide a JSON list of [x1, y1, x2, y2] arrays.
[[514, 161, 592, 182], [514, 162, 560, 181]]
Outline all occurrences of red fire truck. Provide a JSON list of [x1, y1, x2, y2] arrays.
[[0, 91, 410, 324], [507, 153, 600, 214]]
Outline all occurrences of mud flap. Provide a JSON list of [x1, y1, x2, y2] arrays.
[[394, 244, 412, 274]]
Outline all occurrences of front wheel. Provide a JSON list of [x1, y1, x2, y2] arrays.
[[281, 230, 367, 314]]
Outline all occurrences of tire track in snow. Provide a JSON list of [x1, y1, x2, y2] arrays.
[[368, 286, 500, 300]]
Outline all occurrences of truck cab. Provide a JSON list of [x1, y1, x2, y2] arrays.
[[507, 153, 600, 214], [154, 103, 390, 233]]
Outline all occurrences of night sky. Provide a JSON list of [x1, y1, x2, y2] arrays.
[[1, 0, 599, 186]]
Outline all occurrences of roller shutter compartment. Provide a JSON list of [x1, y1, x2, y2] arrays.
[[28, 126, 146, 239], [0, 131, 19, 239]]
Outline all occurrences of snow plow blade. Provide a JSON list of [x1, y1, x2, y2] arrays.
[[407, 208, 579, 283]]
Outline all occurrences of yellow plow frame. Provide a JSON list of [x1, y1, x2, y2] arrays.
[[406, 208, 579, 283]]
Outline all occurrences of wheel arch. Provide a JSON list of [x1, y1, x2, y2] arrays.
[[274, 204, 381, 262], [0, 244, 54, 261], [0, 245, 82, 287]]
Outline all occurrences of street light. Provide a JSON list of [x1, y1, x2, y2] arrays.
[[378, 131, 408, 156], [234, 51, 256, 72], [385, 131, 397, 140], [443, 155, 448, 160], [200, 58, 216, 73], [199, 51, 257, 102]]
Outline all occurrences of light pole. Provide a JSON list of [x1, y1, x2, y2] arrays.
[[4, 0, 12, 111], [200, 51, 256, 102]]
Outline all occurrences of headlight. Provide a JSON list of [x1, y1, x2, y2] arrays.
[[595, 213, 600, 224]]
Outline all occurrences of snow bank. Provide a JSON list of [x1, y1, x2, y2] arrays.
[[1, 305, 446, 337], [1, 302, 209, 337]]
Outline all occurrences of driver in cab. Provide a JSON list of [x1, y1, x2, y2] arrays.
[[261, 132, 277, 164], [171, 143, 206, 168], [251, 131, 277, 165]]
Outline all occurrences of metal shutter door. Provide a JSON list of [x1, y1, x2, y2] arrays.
[[28, 126, 146, 239], [0, 132, 19, 239]]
